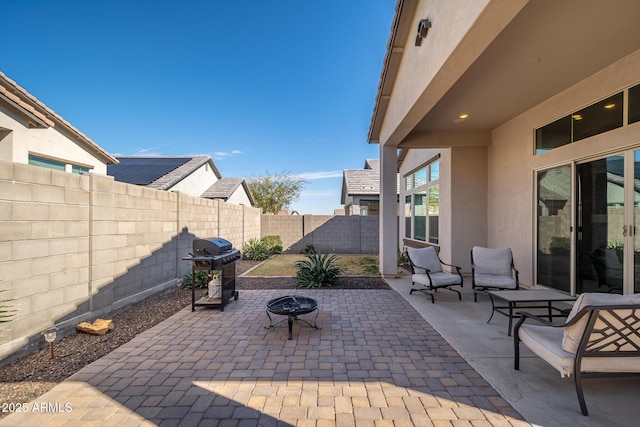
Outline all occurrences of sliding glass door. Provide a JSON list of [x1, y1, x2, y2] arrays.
[[537, 150, 640, 295], [537, 165, 572, 292], [576, 155, 625, 294], [633, 151, 640, 293]]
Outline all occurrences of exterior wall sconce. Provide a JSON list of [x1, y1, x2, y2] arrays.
[[42, 326, 59, 359], [415, 18, 431, 46]]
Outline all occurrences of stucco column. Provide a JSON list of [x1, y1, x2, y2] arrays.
[[380, 144, 397, 277]]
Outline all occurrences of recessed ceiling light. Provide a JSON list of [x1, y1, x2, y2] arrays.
[[604, 103, 616, 109], [459, 113, 469, 119], [572, 114, 583, 120]]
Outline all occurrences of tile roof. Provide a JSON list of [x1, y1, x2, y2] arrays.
[[202, 178, 255, 205], [341, 158, 399, 204], [343, 158, 381, 196], [148, 156, 219, 190], [108, 156, 221, 189]]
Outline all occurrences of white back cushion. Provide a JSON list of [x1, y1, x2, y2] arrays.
[[562, 292, 640, 354], [407, 247, 442, 274], [472, 246, 512, 276]]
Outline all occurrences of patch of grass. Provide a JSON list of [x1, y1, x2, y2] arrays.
[[358, 256, 380, 275], [245, 254, 380, 277]]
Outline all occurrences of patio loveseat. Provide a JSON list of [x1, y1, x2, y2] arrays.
[[514, 292, 640, 415]]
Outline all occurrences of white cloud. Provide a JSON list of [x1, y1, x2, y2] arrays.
[[130, 147, 162, 156], [212, 150, 242, 160], [293, 170, 343, 180]]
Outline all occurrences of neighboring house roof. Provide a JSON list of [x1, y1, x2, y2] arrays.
[[108, 156, 221, 190], [202, 177, 256, 205], [341, 159, 381, 204], [0, 71, 117, 164]]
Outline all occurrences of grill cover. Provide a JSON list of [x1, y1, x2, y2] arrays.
[[193, 237, 233, 255]]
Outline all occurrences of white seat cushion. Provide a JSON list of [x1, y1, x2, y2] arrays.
[[412, 272, 462, 288], [520, 324, 574, 377], [473, 273, 517, 289], [520, 323, 640, 376]]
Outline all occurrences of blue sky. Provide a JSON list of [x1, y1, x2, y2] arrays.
[[2, 0, 394, 214]]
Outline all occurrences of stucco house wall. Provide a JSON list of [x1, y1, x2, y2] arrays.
[[0, 72, 116, 174], [168, 161, 220, 197], [489, 47, 640, 285], [375, 0, 522, 145], [399, 147, 487, 271], [370, 0, 640, 287], [226, 186, 253, 206]]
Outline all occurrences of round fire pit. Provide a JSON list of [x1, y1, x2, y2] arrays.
[[265, 295, 319, 340]]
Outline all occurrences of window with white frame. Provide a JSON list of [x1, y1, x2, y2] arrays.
[[29, 154, 91, 174], [404, 159, 439, 244]]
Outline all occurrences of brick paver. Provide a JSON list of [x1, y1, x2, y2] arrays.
[[0, 290, 532, 426]]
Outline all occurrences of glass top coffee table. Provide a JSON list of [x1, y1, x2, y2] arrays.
[[486, 289, 577, 336]]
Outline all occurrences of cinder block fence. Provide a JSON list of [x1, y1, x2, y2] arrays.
[[0, 161, 260, 362], [0, 160, 380, 363], [261, 214, 379, 254]]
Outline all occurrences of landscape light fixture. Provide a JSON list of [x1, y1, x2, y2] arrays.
[[176, 277, 183, 298], [415, 18, 432, 46], [42, 326, 59, 359]]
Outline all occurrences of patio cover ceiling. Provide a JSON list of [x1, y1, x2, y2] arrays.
[[370, 0, 640, 148]]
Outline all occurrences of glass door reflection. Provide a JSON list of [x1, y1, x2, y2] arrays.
[[537, 165, 572, 292], [634, 151, 640, 293], [576, 155, 625, 294]]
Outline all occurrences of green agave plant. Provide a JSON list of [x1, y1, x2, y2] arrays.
[[295, 252, 341, 288], [242, 238, 271, 261]]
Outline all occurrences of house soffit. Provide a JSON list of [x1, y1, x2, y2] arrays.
[[410, 0, 640, 138]]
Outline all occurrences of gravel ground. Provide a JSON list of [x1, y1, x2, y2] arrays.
[[0, 260, 389, 415]]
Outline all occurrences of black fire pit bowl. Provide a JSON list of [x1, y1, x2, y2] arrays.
[[265, 295, 319, 340]]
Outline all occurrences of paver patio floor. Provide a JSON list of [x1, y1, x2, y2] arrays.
[[0, 289, 531, 426]]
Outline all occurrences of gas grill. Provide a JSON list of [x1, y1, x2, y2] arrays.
[[182, 237, 241, 311]]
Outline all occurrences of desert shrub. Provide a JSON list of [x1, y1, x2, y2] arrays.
[[262, 235, 283, 254], [295, 252, 341, 288], [242, 238, 271, 261], [181, 270, 210, 289], [397, 249, 409, 268], [301, 244, 316, 254]]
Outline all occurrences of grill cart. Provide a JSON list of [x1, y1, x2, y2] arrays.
[[182, 237, 241, 311]]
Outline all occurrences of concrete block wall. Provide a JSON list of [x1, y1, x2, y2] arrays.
[[261, 215, 303, 252], [1, 163, 91, 356], [89, 175, 181, 316], [0, 161, 260, 362], [261, 214, 379, 254]]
